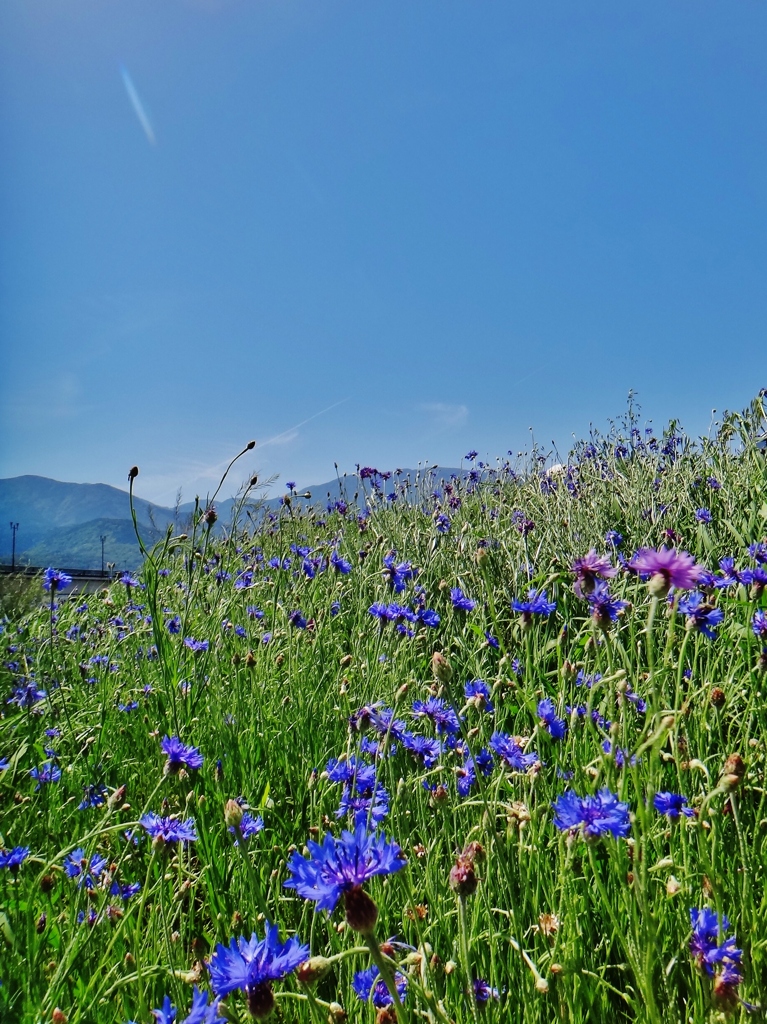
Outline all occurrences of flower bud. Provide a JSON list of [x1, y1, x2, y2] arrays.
[[224, 799, 244, 829], [52, 1010, 68, 1024], [648, 573, 671, 599], [297, 956, 332, 985], [431, 651, 453, 683], [128, 466, 139, 481], [246, 439, 256, 450], [344, 885, 379, 933], [721, 753, 745, 790]]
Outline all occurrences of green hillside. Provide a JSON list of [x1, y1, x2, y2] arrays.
[[17, 517, 163, 570]]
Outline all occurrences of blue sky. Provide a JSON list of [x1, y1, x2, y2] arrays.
[[0, 1, 764, 505]]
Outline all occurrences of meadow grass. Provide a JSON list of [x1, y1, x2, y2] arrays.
[[1, 394, 767, 1024]]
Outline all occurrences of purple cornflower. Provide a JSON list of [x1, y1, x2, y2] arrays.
[[30, 762, 61, 788], [464, 679, 494, 713], [0, 846, 30, 872], [353, 965, 408, 1008], [586, 580, 629, 628], [537, 698, 566, 740], [119, 572, 140, 589], [165, 616, 181, 634], [695, 508, 712, 524], [183, 637, 209, 653], [632, 547, 703, 597], [512, 589, 556, 626], [490, 732, 540, 772], [689, 908, 744, 1006], [572, 549, 616, 597], [161, 735, 204, 773], [43, 568, 72, 592], [151, 986, 225, 1024], [473, 978, 500, 1005], [653, 792, 695, 820], [677, 592, 724, 640], [139, 813, 197, 846], [450, 587, 476, 612], [229, 812, 265, 845], [209, 924, 308, 1020], [284, 820, 406, 932], [552, 789, 630, 839]]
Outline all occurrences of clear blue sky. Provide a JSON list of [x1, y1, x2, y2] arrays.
[[0, 1, 764, 505]]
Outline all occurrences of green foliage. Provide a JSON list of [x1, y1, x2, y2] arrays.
[[1, 395, 766, 1024]]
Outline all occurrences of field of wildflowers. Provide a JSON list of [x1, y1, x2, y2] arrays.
[[2, 394, 767, 1024]]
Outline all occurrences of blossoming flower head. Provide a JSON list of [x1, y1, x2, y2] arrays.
[[572, 549, 616, 596], [552, 789, 630, 839], [139, 812, 197, 848], [450, 587, 476, 612], [209, 923, 309, 1019], [0, 846, 30, 872], [43, 568, 72, 592], [151, 985, 225, 1024], [677, 592, 724, 640], [353, 965, 407, 1008], [653, 792, 695, 820], [537, 698, 566, 740], [284, 820, 406, 933], [632, 546, 703, 598], [512, 589, 556, 628], [161, 735, 204, 773], [689, 907, 745, 1008], [490, 732, 540, 772], [587, 580, 629, 629]]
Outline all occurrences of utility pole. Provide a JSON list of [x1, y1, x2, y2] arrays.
[[9, 522, 19, 569], [100, 535, 107, 575]]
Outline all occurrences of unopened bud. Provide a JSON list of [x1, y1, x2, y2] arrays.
[[128, 466, 139, 481], [224, 799, 244, 829], [52, 1010, 68, 1024], [721, 753, 745, 790], [246, 440, 256, 450], [297, 956, 332, 985], [431, 651, 453, 683]]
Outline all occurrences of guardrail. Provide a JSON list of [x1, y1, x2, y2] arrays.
[[0, 565, 118, 582]]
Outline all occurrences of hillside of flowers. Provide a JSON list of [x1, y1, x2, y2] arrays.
[[2, 394, 767, 1024]]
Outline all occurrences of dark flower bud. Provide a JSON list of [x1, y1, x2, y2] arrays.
[[246, 651, 256, 668], [710, 687, 725, 708], [52, 1009, 68, 1024], [721, 753, 745, 790], [128, 466, 139, 481], [247, 981, 275, 1019], [449, 856, 478, 896], [40, 874, 56, 894], [36, 912, 47, 934], [246, 439, 256, 450], [201, 506, 217, 526], [376, 1010, 397, 1024], [344, 884, 379, 933], [250, 475, 259, 487]]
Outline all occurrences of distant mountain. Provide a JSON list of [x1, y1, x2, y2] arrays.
[[0, 466, 466, 568]]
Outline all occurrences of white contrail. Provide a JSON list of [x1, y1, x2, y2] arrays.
[[120, 66, 156, 145], [258, 398, 351, 450]]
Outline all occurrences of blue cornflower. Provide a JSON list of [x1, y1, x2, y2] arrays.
[[165, 616, 181, 634], [435, 514, 451, 533], [78, 784, 108, 810], [450, 587, 476, 612], [537, 698, 566, 740], [353, 965, 407, 1007], [119, 572, 141, 589], [464, 679, 494, 713], [0, 846, 30, 872], [512, 589, 556, 625], [401, 732, 442, 768], [677, 592, 724, 640], [411, 697, 461, 735], [653, 792, 695, 820], [0, 758, 9, 771], [490, 732, 540, 771], [183, 637, 209, 653], [288, 610, 308, 630], [552, 789, 630, 839], [484, 630, 500, 649], [601, 740, 637, 769], [209, 924, 309, 1019], [161, 736, 204, 773], [752, 610, 767, 641], [63, 848, 108, 887], [151, 984, 226, 1024], [418, 607, 441, 628], [140, 813, 197, 846], [605, 530, 623, 548], [326, 756, 377, 792], [284, 821, 406, 931], [43, 568, 72, 592], [8, 681, 47, 708], [330, 550, 352, 574], [247, 606, 265, 620], [695, 508, 712, 524], [689, 908, 743, 982], [30, 762, 61, 789], [336, 784, 390, 826], [229, 812, 264, 846], [382, 554, 416, 593], [586, 580, 629, 627]]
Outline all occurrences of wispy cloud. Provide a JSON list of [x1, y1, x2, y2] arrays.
[[419, 402, 469, 429], [120, 66, 156, 145]]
